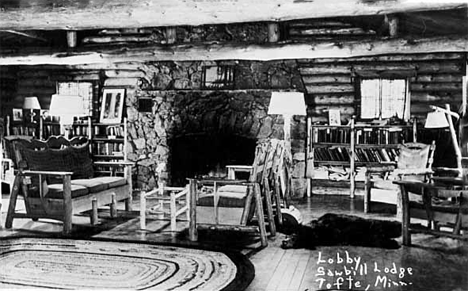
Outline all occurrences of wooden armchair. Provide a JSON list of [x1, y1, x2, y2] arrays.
[[188, 139, 286, 248], [364, 141, 436, 216], [5, 136, 133, 234], [395, 180, 468, 245]]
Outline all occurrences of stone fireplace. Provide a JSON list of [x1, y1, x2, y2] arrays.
[[124, 60, 307, 197]]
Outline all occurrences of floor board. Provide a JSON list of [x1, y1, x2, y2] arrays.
[[1, 194, 467, 291]]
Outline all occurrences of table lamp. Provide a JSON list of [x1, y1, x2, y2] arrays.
[[49, 94, 86, 138], [425, 104, 461, 173], [23, 96, 41, 123]]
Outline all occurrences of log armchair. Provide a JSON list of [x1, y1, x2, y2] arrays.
[[188, 139, 287, 247], [364, 141, 436, 216], [5, 136, 133, 234]]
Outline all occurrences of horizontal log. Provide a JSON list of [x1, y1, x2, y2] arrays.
[[297, 52, 465, 64], [410, 83, 462, 92], [301, 75, 352, 84], [309, 105, 355, 116], [0, 35, 467, 65], [300, 66, 352, 75], [0, 0, 464, 30], [289, 27, 375, 36], [105, 70, 146, 78], [104, 78, 139, 87], [82, 36, 158, 44], [411, 92, 462, 103], [305, 84, 355, 94], [411, 74, 463, 83], [308, 94, 355, 105]]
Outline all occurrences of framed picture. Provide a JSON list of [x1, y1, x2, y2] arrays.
[[12, 108, 23, 122], [328, 109, 341, 125], [100, 88, 125, 124]]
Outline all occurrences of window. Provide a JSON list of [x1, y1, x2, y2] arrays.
[[56, 82, 93, 116], [360, 79, 409, 120], [202, 65, 235, 89]]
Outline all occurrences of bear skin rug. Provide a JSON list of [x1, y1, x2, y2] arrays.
[[281, 213, 402, 250]]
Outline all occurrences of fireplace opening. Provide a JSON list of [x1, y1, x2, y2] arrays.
[[169, 134, 256, 186]]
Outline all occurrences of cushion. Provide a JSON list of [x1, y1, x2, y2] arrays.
[[198, 191, 248, 208], [218, 185, 248, 193], [397, 143, 430, 169], [46, 184, 89, 199], [71, 179, 109, 193], [90, 176, 127, 188]]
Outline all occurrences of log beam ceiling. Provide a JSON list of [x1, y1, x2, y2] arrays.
[[0, 0, 465, 30], [0, 35, 466, 65]]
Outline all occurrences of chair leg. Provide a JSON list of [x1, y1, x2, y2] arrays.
[[188, 179, 198, 242], [400, 185, 411, 246], [5, 174, 21, 229], [170, 192, 177, 231], [110, 193, 117, 218], [254, 183, 268, 247], [364, 177, 371, 213], [263, 178, 276, 237], [90, 198, 99, 226], [140, 191, 147, 230]]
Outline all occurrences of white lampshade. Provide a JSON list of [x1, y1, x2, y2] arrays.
[[425, 110, 449, 128], [49, 94, 86, 124], [268, 92, 306, 116], [23, 96, 41, 109]]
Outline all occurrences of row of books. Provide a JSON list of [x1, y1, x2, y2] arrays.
[[10, 125, 39, 136], [314, 147, 400, 163], [355, 128, 410, 145], [312, 127, 412, 145], [313, 166, 367, 181], [354, 147, 400, 163], [314, 146, 350, 162], [313, 128, 351, 144], [92, 142, 124, 156], [93, 125, 125, 138]]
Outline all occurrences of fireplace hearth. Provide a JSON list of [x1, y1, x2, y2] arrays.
[[169, 134, 256, 186]]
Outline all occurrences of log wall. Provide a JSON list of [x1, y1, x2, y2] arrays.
[[299, 52, 466, 124]]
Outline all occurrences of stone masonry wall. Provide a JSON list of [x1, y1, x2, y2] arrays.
[[125, 60, 308, 197]]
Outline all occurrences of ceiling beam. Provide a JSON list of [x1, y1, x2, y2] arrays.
[[0, 0, 465, 30], [0, 35, 466, 66]]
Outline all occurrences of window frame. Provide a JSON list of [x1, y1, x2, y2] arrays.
[[357, 77, 410, 121]]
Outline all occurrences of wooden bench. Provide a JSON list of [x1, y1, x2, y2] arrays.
[[5, 137, 133, 234]]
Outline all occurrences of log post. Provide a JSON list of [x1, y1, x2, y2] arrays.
[[66, 31, 77, 48], [165, 27, 176, 44], [268, 22, 280, 43], [188, 179, 198, 241], [386, 15, 399, 38]]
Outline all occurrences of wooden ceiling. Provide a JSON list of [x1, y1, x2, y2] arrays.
[[0, 1, 465, 64]]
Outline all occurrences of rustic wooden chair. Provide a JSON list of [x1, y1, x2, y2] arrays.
[[395, 180, 468, 245], [364, 141, 436, 216], [188, 139, 283, 247]]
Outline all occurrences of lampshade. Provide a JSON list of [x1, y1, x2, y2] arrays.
[[23, 96, 41, 110], [268, 92, 306, 116], [425, 110, 449, 128], [49, 94, 86, 124]]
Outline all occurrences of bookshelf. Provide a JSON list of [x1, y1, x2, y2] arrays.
[[308, 117, 415, 197], [90, 118, 128, 176]]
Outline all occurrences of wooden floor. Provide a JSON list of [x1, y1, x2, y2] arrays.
[[1, 193, 468, 291]]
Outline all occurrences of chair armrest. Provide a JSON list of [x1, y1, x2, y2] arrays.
[[93, 161, 134, 167], [22, 170, 73, 176], [393, 168, 433, 176], [393, 180, 437, 190], [431, 176, 465, 186], [195, 178, 251, 186], [366, 165, 396, 174]]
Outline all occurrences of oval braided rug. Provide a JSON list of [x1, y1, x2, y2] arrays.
[[0, 237, 253, 290]]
